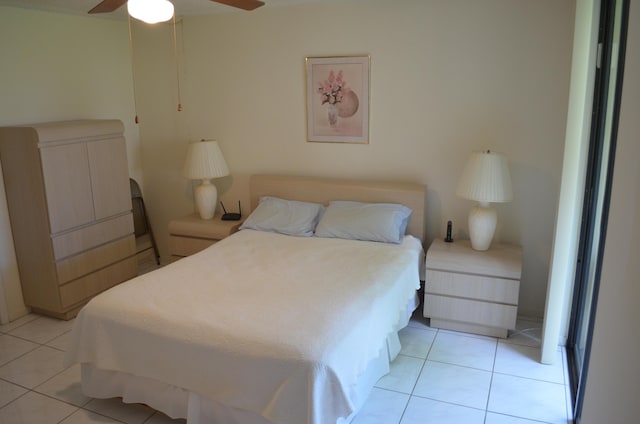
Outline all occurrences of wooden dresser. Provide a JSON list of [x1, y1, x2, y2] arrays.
[[0, 120, 137, 319], [423, 239, 522, 338]]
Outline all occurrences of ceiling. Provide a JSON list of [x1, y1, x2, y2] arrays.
[[0, 0, 328, 19]]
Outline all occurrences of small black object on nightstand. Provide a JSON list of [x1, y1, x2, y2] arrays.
[[444, 220, 453, 242], [221, 201, 242, 221]]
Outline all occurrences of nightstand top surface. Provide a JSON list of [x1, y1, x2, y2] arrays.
[[426, 239, 522, 279], [168, 213, 243, 239]]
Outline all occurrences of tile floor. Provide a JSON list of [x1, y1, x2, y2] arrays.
[[0, 310, 573, 424], [353, 314, 574, 424]]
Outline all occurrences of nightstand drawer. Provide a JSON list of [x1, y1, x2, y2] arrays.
[[426, 269, 519, 304], [425, 294, 517, 329], [169, 235, 217, 257]]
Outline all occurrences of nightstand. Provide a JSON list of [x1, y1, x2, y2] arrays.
[[423, 239, 522, 338], [168, 213, 243, 260]]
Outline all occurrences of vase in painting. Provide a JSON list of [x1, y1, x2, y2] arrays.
[[327, 104, 338, 128]]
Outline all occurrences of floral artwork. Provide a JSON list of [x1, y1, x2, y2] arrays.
[[318, 70, 346, 106], [306, 56, 370, 143], [317, 70, 360, 129]]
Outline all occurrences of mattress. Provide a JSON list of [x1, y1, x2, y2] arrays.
[[65, 229, 423, 424]]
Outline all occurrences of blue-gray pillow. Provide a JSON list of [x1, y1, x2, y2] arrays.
[[314, 201, 412, 244], [240, 197, 324, 237]]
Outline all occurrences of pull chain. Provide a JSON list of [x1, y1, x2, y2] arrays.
[[173, 15, 182, 112], [128, 14, 140, 124]]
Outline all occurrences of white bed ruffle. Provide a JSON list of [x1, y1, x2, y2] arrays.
[[79, 294, 418, 424]]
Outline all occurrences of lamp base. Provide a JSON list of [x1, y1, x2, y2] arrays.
[[194, 179, 217, 220], [468, 203, 497, 251]]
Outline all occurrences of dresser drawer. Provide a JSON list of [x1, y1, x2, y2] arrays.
[[56, 235, 136, 284], [169, 235, 217, 257], [424, 294, 517, 329], [52, 213, 134, 260], [425, 269, 519, 304], [59, 256, 137, 308]]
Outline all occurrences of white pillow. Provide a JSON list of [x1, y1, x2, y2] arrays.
[[239, 197, 324, 237], [314, 201, 412, 244]]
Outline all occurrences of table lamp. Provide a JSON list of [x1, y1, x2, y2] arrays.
[[183, 140, 229, 220], [456, 150, 513, 251]]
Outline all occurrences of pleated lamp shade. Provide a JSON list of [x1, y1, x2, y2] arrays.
[[183, 141, 229, 180], [456, 150, 513, 203]]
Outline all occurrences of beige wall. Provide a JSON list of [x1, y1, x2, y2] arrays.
[[581, 0, 640, 421], [0, 6, 140, 320], [133, 0, 575, 318], [0, 0, 576, 320]]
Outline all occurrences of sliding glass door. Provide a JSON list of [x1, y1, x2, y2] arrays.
[[567, 0, 628, 420]]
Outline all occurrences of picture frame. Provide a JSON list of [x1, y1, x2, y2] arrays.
[[305, 55, 370, 144]]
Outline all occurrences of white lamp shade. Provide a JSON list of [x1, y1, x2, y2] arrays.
[[128, 0, 174, 24], [456, 150, 513, 203], [183, 141, 229, 220], [183, 141, 230, 180]]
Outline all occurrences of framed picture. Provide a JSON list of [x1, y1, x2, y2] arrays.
[[305, 55, 370, 143]]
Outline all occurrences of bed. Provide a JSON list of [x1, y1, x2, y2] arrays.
[[64, 174, 427, 424]]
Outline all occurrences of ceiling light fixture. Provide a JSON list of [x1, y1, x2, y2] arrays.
[[127, 0, 174, 24]]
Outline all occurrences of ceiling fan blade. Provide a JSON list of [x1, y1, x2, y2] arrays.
[[212, 0, 265, 11], [89, 0, 128, 14]]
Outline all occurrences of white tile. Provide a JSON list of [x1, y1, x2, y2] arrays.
[[8, 316, 75, 344], [407, 310, 430, 330], [494, 342, 564, 384], [488, 373, 568, 424], [413, 361, 492, 409], [374, 355, 424, 394], [438, 328, 499, 342], [400, 396, 485, 424], [351, 388, 409, 424], [428, 332, 497, 371], [145, 411, 187, 423], [0, 345, 66, 388], [485, 412, 549, 423], [0, 390, 77, 424], [398, 326, 437, 358], [84, 397, 156, 424], [0, 333, 39, 366], [46, 330, 72, 352], [60, 409, 125, 423], [0, 313, 40, 333], [35, 363, 91, 407], [0, 379, 28, 408]]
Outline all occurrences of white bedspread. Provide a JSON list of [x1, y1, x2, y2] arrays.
[[65, 230, 423, 424]]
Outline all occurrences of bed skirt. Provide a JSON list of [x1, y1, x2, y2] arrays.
[[79, 294, 419, 424]]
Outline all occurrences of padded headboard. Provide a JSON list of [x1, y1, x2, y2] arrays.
[[249, 174, 427, 243]]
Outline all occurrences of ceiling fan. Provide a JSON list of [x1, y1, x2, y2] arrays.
[[89, 0, 265, 16]]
